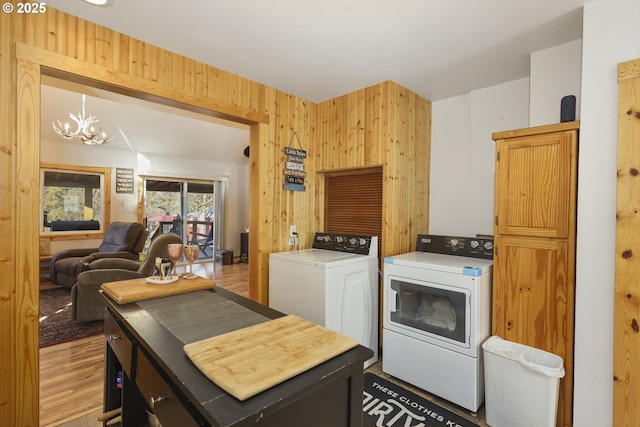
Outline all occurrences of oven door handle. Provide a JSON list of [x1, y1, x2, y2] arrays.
[[388, 288, 398, 313]]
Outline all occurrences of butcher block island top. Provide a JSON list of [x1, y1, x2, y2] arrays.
[[100, 285, 372, 427], [184, 314, 358, 401], [101, 275, 215, 304]]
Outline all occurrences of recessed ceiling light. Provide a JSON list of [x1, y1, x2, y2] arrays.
[[82, 0, 114, 6]]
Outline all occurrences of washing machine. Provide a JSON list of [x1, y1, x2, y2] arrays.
[[269, 233, 379, 367]]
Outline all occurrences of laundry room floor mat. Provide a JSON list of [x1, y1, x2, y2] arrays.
[[363, 373, 480, 427]]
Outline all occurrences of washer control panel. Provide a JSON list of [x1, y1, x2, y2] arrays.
[[312, 232, 377, 255], [415, 234, 494, 259]]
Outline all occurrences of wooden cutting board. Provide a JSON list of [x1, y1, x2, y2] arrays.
[[101, 275, 215, 304], [183, 315, 358, 401]]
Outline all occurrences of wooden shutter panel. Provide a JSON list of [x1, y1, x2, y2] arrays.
[[325, 168, 382, 250]]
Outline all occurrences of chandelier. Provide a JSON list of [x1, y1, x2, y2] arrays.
[[52, 94, 114, 145]]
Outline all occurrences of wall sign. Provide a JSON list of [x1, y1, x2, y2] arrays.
[[283, 146, 306, 192], [116, 168, 134, 194]]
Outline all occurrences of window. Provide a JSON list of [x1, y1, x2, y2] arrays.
[[142, 177, 222, 261], [40, 163, 111, 236]]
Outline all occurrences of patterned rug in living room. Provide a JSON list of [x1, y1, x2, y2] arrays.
[[39, 287, 103, 348], [363, 373, 479, 427]]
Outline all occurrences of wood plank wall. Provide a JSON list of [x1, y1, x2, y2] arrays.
[[250, 90, 317, 301], [1, 9, 430, 425], [316, 81, 431, 258], [614, 58, 640, 427]]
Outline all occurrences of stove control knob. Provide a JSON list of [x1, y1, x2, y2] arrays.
[[484, 241, 494, 250], [450, 239, 459, 247], [470, 240, 479, 249]]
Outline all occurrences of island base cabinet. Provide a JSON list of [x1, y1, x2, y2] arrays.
[[102, 287, 371, 427]]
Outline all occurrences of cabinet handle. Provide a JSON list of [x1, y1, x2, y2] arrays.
[[150, 395, 169, 408], [108, 335, 122, 342]]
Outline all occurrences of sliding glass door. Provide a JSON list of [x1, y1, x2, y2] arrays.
[[143, 177, 221, 262]]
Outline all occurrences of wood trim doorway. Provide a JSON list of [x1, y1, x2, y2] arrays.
[[9, 43, 265, 426]]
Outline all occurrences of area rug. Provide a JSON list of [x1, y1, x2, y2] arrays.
[[363, 373, 479, 427], [39, 288, 103, 348]]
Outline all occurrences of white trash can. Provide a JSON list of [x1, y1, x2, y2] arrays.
[[482, 335, 565, 427]]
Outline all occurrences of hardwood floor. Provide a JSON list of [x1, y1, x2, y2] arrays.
[[40, 335, 105, 427], [40, 260, 248, 427]]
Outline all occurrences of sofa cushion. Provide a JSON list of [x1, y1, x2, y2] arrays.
[[98, 222, 146, 253]]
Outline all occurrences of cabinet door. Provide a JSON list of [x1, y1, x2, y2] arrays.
[[492, 236, 572, 351], [495, 131, 576, 238], [492, 235, 574, 427]]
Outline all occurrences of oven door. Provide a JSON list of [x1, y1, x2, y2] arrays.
[[385, 274, 472, 353]]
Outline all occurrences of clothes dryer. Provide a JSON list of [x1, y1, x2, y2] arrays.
[[383, 234, 493, 412]]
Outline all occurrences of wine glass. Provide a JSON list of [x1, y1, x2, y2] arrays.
[[183, 245, 199, 279], [166, 243, 183, 277]]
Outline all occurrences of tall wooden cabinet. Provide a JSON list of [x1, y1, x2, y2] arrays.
[[492, 121, 579, 427]]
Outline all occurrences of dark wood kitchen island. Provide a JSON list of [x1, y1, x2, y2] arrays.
[[101, 285, 372, 427]]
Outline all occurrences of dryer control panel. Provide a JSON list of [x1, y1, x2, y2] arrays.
[[415, 234, 493, 259]]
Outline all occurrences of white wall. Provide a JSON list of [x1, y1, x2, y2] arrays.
[[429, 78, 529, 237], [430, 1, 640, 426], [574, 1, 640, 426], [41, 138, 250, 257], [530, 39, 583, 126]]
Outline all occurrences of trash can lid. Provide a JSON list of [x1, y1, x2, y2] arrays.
[[482, 335, 565, 378]]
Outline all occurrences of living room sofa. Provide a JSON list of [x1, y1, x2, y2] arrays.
[[49, 221, 148, 289]]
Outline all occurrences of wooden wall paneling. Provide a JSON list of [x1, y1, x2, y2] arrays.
[[249, 121, 267, 303], [252, 88, 317, 304], [364, 84, 385, 165], [116, 30, 130, 75], [94, 26, 113, 70], [83, 20, 99, 65], [614, 58, 640, 427], [282, 91, 316, 250], [0, 11, 14, 426], [279, 91, 295, 248], [316, 96, 338, 170], [316, 81, 431, 259], [413, 87, 431, 236], [44, 11, 58, 53], [383, 89, 405, 256], [155, 47, 171, 88], [315, 99, 330, 170], [348, 89, 366, 167], [316, 90, 366, 170], [16, 44, 269, 125], [395, 83, 417, 248], [14, 58, 42, 427], [382, 82, 431, 256], [250, 88, 278, 304]]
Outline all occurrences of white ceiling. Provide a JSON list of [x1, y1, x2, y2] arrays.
[[42, 0, 596, 163], [41, 77, 251, 164]]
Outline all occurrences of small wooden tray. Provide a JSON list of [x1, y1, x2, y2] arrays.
[[184, 315, 358, 401], [101, 275, 215, 304]]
